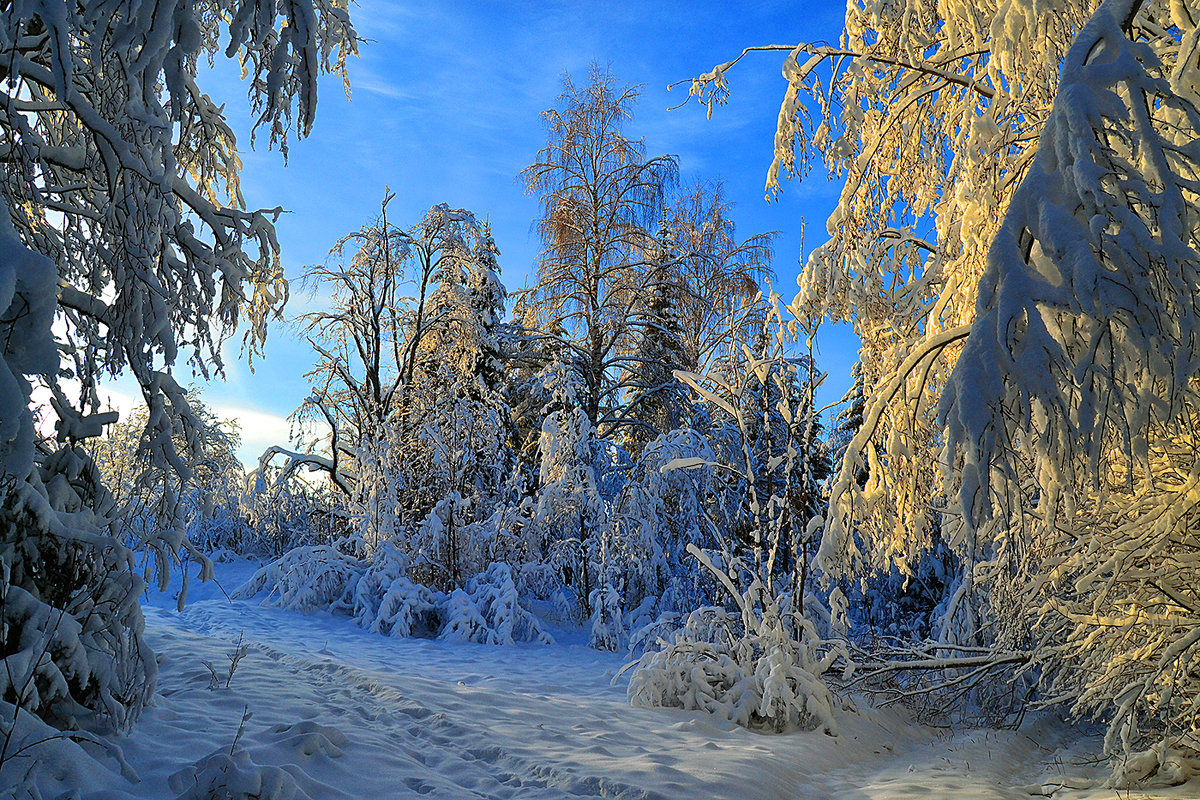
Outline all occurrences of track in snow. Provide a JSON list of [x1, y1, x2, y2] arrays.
[[22, 558, 1195, 800]]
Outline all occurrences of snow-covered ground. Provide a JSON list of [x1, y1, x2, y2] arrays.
[[16, 558, 1200, 799]]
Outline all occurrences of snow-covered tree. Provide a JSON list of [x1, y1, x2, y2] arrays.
[[673, 296, 830, 605], [0, 0, 354, 733], [260, 200, 498, 551], [620, 218, 695, 454], [685, 0, 1200, 761], [522, 64, 677, 433], [939, 0, 1200, 758], [403, 221, 513, 531], [620, 182, 774, 453], [415, 220, 508, 394], [614, 428, 719, 614], [530, 362, 609, 618]]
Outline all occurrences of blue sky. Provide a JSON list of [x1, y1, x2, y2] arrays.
[[110, 1, 860, 465]]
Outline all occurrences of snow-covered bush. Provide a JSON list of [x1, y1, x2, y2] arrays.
[[189, 505, 256, 559], [588, 579, 625, 651], [627, 546, 843, 734], [237, 550, 554, 647], [245, 477, 347, 559], [234, 546, 364, 614], [169, 745, 310, 800], [0, 467, 153, 735], [0, 701, 139, 797], [440, 562, 553, 646], [1109, 739, 1200, 790], [367, 576, 443, 639], [346, 542, 441, 638], [344, 541, 409, 621]]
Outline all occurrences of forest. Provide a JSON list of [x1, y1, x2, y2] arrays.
[[2, 0, 1200, 798]]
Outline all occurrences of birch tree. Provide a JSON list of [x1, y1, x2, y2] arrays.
[[522, 64, 677, 434], [663, 180, 774, 374]]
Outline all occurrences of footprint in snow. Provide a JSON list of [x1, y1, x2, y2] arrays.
[[269, 720, 349, 758]]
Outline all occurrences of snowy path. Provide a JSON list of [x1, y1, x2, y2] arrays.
[[35, 559, 1198, 799]]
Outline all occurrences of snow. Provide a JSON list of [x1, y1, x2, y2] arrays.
[[10, 558, 1197, 799]]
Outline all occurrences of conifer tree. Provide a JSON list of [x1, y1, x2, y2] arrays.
[[622, 215, 695, 454]]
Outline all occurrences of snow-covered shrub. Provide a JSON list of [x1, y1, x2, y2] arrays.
[[169, 745, 310, 800], [588, 580, 625, 651], [513, 560, 560, 602], [237, 549, 555, 647], [625, 596, 660, 638], [234, 546, 363, 613], [189, 503, 255, 558], [627, 613, 676, 656], [367, 576, 442, 639], [1109, 739, 1200, 789], [0, 701, 139, 797], [245, 477, 347, 559], [439, 562, 552, 645], [343, 542, 442, 638], [0, 468, 153, 734], [344, 541, 409, 620], [626, 547, 842, 734]]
